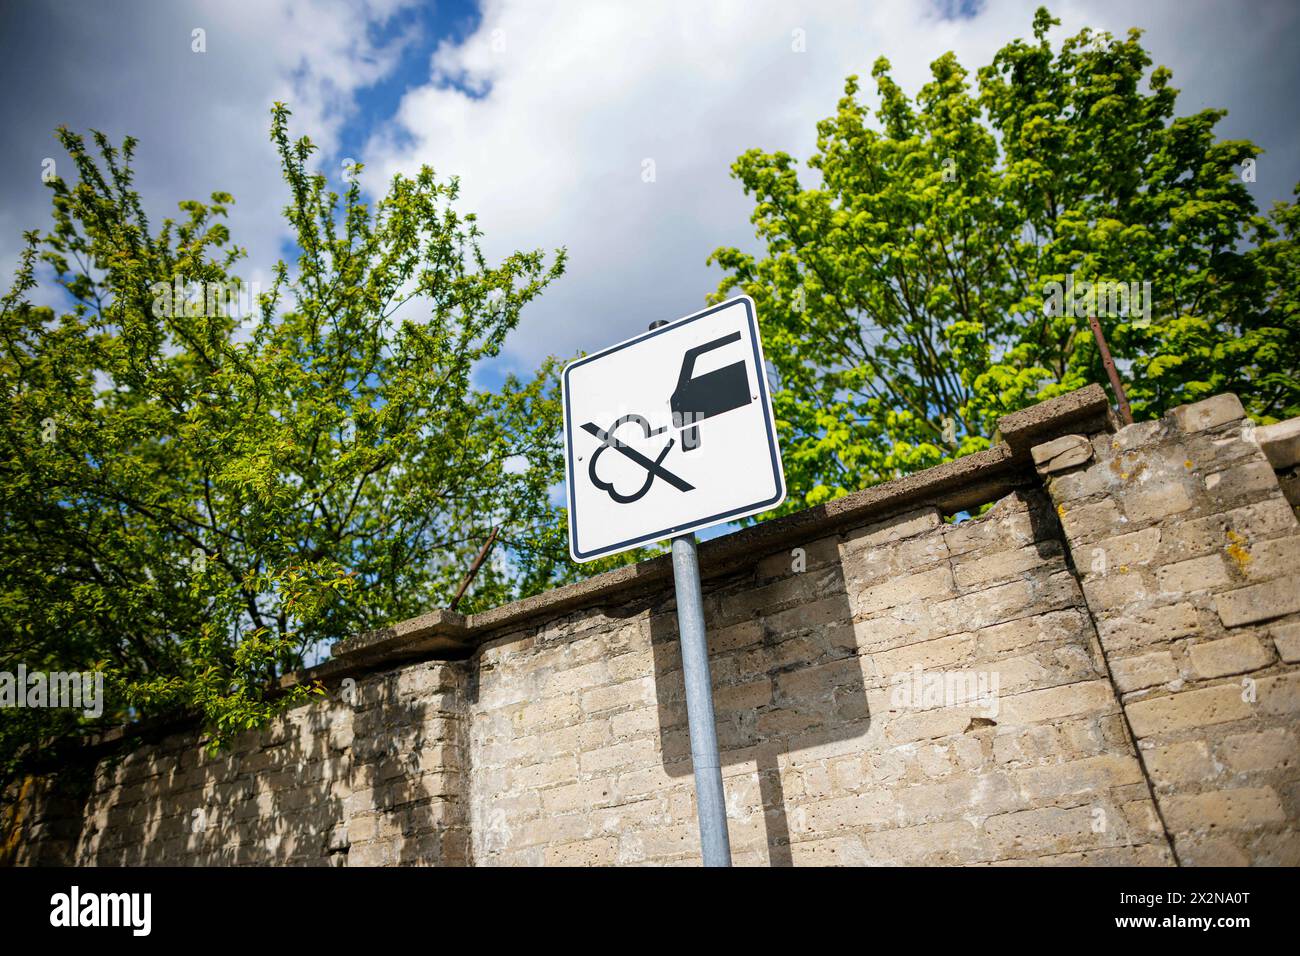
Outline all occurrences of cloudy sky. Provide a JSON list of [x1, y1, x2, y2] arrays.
[[2, 0, 1298, 383]]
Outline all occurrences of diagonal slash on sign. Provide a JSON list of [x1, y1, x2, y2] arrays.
[[581, 420, 695, 493]]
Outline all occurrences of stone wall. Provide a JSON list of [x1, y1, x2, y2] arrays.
[[1, 659, 471, 867], [3, 386, 1298, 866], [1039, 393, 1300, 865], [466, 487, 1169, 866]]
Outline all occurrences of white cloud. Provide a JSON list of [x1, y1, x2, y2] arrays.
[[0, 0, 420, 302], [362, 0, 1300, 373]]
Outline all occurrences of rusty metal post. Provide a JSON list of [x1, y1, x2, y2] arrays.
[[1086, 313, 1134, 426], [449, 526, 500, 611]]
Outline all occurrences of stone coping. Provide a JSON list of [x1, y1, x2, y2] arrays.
[[310, 383, 1113, 681]]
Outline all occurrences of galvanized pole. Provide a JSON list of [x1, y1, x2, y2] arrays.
[[671, 533, 732, 867], [647, 317, 731, 866]]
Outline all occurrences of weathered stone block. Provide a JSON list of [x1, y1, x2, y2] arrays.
[[1086, 527, 1161, 574], [977, 609, 1089, 656], [1032, 434, 1093, 474], [1204, 460, 1279, 502], [1168, 394, 1245, 434], [1172, 834, 1249, 867], [1110, 650, 1178, 693], [580, 678, 653, 715], [1122, 482, 1194, 524], [1081, 570, 1149, 612], [953, 541, 1062, 590], [1126, 684, 1253, 738], [932, 572, 1078, 633], [1254, 417, 1300, 470], [516, 694, 582, 730], [984, 804, 1113, 856], [540, 778, 618, 815], [1188, 633, 1271, 679], [857, 818, 991, 865], [765, 595, 854, 637], [1058, 498, 1123, 544], [1258, 671, 1300, 716], [997, 680, 1115, 726], [507, 756, 579, 791], [1272, 621, 1300, 663], [943, 498, 1039, 556], [756, 534, 841, 580], [1160, 499, 1298, 562], [1240, 536, 1300, 582], [579, 737, 661, 775], [1143, 740, 1217, 787], [1219, 727, 1297, 773], [799, 791, 895, 832], [1110, 419, 1167, 453], [842, 532, 950, 587], [1157, 554, 1230, 595], [854, 565, 956, 615], [868, 632, 973, 682], [851, 602, 933, 650], [543, 836, 619, 866], [1162, 787, 1286, 832], [1011, 754, 1143, 802], [1049, 462, 1118, 505], [1215, 576, 1300, 627], [841, 507, 943, 553]]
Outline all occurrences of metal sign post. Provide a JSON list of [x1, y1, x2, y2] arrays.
[[670, 532, 732, 866], [651, 314, 730, 865], [562, 297, 785, 866]]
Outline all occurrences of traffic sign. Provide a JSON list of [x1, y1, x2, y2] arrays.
[[562, 296, 786, 562]]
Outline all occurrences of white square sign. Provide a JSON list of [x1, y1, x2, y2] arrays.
[[562, 296, 786, 562]]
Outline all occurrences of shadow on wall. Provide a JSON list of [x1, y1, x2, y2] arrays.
[[0, 765, 95, 866], [649, 523, 868, 867], [4, 657, 467, 867], [69, 694, 354, 866], [344, 662, 469, 866]]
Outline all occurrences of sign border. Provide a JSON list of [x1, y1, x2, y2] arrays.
[[562, 295, 786, 562]]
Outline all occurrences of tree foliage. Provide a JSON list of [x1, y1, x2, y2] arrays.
[[0, 105, 575, 770], [710, 7, 1299, 512]]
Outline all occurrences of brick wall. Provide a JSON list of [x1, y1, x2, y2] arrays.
[[4, 386, 1298, 866], [1, 660, 469, 867], [468, 490, 1168, 865], [1039, 393, 1300, 865]]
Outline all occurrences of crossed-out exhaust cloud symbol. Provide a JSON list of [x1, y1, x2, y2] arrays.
[[580, 415, 694, 504]]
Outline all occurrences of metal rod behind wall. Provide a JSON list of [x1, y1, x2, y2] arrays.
[[671, 533, 732, 867], [449, 526, 500, 611], [1086, 313, 1134, 426]]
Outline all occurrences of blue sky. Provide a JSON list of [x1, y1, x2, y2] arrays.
[[336, 0, 480, 163]]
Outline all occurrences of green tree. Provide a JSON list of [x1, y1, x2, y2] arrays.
[[0, 105, 574, 772], [709, 7, 1299, 512]]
